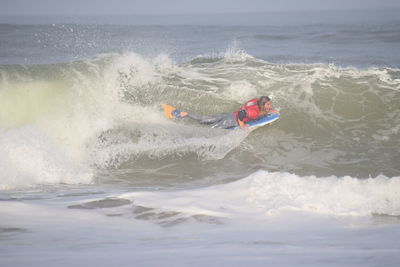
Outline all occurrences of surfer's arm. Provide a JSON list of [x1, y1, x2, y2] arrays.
[[237, 110, 248, 129]]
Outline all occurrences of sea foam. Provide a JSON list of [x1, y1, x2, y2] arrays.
[[116, 170, 400, 219]]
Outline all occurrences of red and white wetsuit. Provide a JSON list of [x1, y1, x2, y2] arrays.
[[234, 98, 262, 123]]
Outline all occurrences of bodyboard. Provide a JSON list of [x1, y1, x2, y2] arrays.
[[229, 113, 279, 130]]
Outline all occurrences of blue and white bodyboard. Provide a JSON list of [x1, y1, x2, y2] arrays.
[[229, 113, 280, 130]]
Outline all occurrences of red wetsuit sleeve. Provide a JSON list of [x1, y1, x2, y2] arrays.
[[245, 105, 261, 120]]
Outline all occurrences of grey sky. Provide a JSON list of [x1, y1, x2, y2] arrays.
[[1, 0, 400, 16]]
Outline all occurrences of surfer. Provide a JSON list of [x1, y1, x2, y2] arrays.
[[173, 96, 278, 129]]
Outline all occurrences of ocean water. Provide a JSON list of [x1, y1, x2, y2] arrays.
[[1, 10, 400, 266]]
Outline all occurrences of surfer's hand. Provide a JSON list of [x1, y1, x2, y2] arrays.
[[238, 120, 248, 130], [269, 109, 279, 114], [180, 112, 188, 117]]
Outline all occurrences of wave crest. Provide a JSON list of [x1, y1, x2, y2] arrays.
[[248, 171, 400, 216]]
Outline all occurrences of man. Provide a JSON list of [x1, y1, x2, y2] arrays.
[[175, 96, 278, 129]]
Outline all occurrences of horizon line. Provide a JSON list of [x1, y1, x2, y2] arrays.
[[1, 7, 399, 18]]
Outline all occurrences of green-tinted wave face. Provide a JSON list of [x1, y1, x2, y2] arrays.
[[1, 52, 399, 189]]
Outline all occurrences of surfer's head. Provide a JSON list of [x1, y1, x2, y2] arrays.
[[257, 96, 272, 111]]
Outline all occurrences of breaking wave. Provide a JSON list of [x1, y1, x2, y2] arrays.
[[0, 50, 399, 188]]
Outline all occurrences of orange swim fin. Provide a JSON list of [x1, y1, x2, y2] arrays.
[[163, 104, 178, 119]]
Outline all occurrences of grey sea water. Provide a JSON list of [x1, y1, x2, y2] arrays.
[[1, 9, 400, 267], [1, 9, 400, 67]]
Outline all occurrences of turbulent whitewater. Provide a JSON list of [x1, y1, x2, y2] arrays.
[[1, 51, 399, 190]]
